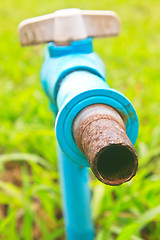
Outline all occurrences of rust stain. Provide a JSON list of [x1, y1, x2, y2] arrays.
[[73, 104, 138, 186]]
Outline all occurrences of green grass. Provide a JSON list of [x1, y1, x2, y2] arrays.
[[0, 0, 160, 239]]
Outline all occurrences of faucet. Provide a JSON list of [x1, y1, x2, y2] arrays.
[[18, 9, 139, 240]]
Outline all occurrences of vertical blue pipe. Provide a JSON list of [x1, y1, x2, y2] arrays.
[[57, 144, 94, 240]]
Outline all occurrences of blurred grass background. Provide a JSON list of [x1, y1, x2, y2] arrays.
[[0, 0, 160, 239]]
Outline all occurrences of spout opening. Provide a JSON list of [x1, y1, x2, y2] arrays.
[[96, 144, 137, 185]]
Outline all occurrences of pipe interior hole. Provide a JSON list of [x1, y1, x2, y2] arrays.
[[97, 145, 135, 182]]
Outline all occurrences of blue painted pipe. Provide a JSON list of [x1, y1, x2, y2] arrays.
[[40, 37, 139, 239], [57, 144, 94, 240]]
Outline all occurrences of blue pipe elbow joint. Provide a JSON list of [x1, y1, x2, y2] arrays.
[[41, 37, 139, 171]]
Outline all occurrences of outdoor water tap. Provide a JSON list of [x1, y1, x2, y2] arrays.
[[18, 9, 139, 186], [18, 9, 139, 240]]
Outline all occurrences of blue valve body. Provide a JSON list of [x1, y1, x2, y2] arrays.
[[41, 37, 139, 167]]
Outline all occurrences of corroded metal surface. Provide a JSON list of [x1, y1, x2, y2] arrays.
[[73, 104, 138, 186]]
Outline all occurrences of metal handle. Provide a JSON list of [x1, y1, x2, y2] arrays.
[[18, 8, 120, 46]]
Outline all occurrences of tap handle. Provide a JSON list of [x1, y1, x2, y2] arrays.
[[18, 8, 120, 46]]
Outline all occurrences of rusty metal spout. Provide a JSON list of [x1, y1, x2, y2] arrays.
[[73, 104, 138, 186]]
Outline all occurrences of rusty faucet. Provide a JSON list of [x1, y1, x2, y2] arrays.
[[18, 8, 139, 240]]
